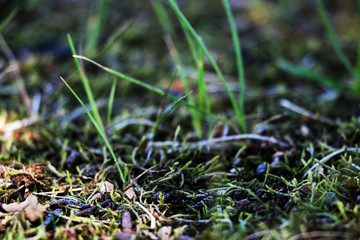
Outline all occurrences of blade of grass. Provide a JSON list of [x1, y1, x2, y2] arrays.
[[197, 47, 209, 112], [60, 77, 125, 184], [278, 59, 346, 90], [97, 20, 131, 57], [165, 0, 246, 132], [317, 0, 359, 88], [0, 8, 18, 33], [222, 0, 246, 127], [67, 34, 105, 133], [155, 68, 178, 121], [85, 0, 108, 56], [356, 0, 360, 90], [150, 0, 174, 35], [107, 79, 117, 125], [152, 1, 202, 136], [72, 54, 237, 131], [152, 91, 193, 136]]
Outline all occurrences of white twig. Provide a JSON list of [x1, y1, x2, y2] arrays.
[[303, 147, 360, 178], [147, 133, 289, 149], [280, 99, 337, 126], [134, 201, 156, 229]]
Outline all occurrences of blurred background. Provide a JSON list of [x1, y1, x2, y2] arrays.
[[1, 0, 359, 124]]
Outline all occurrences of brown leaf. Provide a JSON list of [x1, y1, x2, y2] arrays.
[[124, 187, 136, 202], [157, 226, 172, 240], [2, 194, 49, 222]]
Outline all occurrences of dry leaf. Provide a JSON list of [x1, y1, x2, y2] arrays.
[[98, 181, 114, 193], [157, 226, 172, 240], [2, 194, 49, 222], [124, 187, 136, 202]]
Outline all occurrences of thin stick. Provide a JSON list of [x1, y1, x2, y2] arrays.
[[0, 34, 32, 115], [279, 99, 337, 126], [148, 133, 289, 149], [303, 147, 360, 178], [123, 164, 159, 192], [134, 201, 156, 229]]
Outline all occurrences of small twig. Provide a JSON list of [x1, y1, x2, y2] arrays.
[[147, 133, 289, 149], [173, 218, 212, 224], [134, 201, 156, 229], [75, 199, 111, 216], [279, 99, 338, 126], [0, 33, 32, 115], [288, 231, 347, 240], [303, 147, 360, 178], [44, 210, 117, 226], [3, 115, 40, 139], [44, 208, 62, 229], [123, 164, 159, 192]]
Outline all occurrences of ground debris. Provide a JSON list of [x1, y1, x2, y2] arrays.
[[1, 194, 49, 221]]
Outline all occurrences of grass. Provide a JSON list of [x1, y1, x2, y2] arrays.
[[280, 0, 360, 94], [2, 0, 360, 239]]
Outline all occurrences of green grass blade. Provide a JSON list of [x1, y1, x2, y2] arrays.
[[165, 0, 245, 132], [60, 77, 125, 184], [97, 21, 131, 57], [67, 34, 105, 133], [85, 0, 108, 56], [152, 0, 202, 136], [356, 0, 360, 91], [0, 8, 17, 33], [107, 79, 117, 125], [222, 0, 246, 130], [197, 47, 210, 114], [317, 0, 357, 83], [278, 59, 345, 90], [150, 0, 174, 35], [153, 91, 192, 135], [72, 54, 237, 130]]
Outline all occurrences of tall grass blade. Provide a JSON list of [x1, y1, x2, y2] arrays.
[[197, 47, 210, 115], [67, 34, 105, 133], [107, 79, 116, 125], [152, 91, 193, 136], [356, 0, 360, 90], [60, 77, 125, 184], [85, 0, 108, 56], [0, 8, 17, 33], [152, 0, 202, 136], [222, 0, 246, 130], [165, 0, 246, 132], [317, 0, 359, 88]]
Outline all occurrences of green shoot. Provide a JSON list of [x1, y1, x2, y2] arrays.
[[152, 90, 193, 136], [222, 0, 246, 127], [165, 0, 246, 132], [151, 0, 202, 136], [60, 77, 125, 184], [107, 79, 116, 125], [317, 0, 355, 79], [0, 8, 18, 33], [67, 34, 105, 133], [278, 59, 345, 90], [85, 0, 108, 56]]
